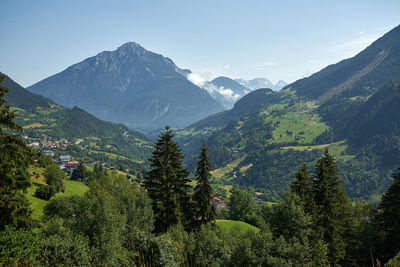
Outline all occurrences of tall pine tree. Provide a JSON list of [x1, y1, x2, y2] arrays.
[[291, 162, 314, 214], [193, 141, 215, 226], [0, 74, 34, 229], [144, 126, 191, 233], [377, 167, 400, 262], [312, 149, 354, 265]]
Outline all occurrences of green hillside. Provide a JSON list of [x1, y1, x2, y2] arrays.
[[27, 165, 89, 219], [287, 25, 400, 99], [216, 219, 260, 233], [2, 74, 152, 171], [176, 26, 400, 202]]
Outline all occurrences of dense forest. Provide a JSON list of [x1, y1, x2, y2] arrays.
[[1, 75, 400, 266]]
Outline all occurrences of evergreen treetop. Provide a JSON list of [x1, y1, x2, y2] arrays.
[[377, 167, 400, 261], [0, 74, 34, 229], [144, 126, 191, 233], [291, 162, 314, 214], [194, 141, 215, 226], [312, 149, 354, 265]]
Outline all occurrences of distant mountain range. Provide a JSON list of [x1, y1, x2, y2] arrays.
[[202, 77, 287, 109], [27, 42, 224, 131], [203, 77, 251, 109], [236, 78, 288, 91]]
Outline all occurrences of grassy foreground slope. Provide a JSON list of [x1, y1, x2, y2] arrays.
[[27, 165, 89, 219]]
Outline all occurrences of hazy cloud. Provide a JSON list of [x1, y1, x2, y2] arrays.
[[329, 33, 382, 56]]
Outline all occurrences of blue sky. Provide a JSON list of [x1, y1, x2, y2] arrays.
[[1, 0, 399, 87]]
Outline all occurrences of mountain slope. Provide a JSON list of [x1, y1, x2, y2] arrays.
[[2, 73, 151, 170], [236, 78, 288, 91], [274, 80, 288, 91], [180, 25, 400, 202], [287, 25, 400, 101], [211, 77, 250, 96], [236, 78, 274, 90], [190, 88, 284, 129], [27, 42, 224, 130], [2, 72, 52, 111], [204, 76, 251, 109]]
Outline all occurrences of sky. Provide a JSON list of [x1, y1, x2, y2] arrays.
[[1, 0, 399, 87]]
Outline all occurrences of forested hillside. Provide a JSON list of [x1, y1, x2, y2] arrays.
[[176, 25, 400, 202], [2, 73, 152, 171]]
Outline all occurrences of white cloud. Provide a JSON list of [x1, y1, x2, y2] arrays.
[[218, 87, 234, 96], [216, 87, 240, 100], [196, 82, 241, 101], [187, 73, 206, 87], [185, 64, 235, 87], [202, 83, 217, 94], [184, 66, 242, 102]]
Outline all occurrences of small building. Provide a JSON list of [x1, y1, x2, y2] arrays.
[[42, 150, 55, 157], [28, 142, 40, 149], [63, 161, 79, 174], [254, 198, 263, 205], [59, 155, 71, 163], [212, 196, 227, 211]]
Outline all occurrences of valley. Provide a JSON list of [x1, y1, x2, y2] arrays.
[[1, 7, 400, 264]]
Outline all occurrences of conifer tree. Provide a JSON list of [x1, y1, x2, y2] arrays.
[[144, 126, 190, 233], [194, 141, 215, 226], [71, 161, 89, 181], [0, 74, 34, 229], [377, 167, 400, 262], [291, 162, 314, 214], [312, 149, 354, 265]]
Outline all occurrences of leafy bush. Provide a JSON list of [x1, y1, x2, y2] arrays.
[[34, 185, 56, 200]]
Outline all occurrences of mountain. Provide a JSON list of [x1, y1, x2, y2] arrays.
[[27, 42, 224, 131], [236, 78, 287, 91], [2, 73, 152, 171], [177, 24, 400, 202], [287, 25, 400, 101], [273, 80, 288, 90], [204, 76, 252, 109], [236, 78, 274, 90], [190, 88, 284, 129], [2, 72, 52, 111]]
